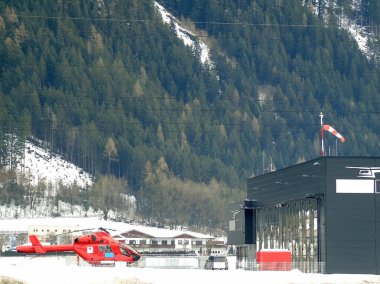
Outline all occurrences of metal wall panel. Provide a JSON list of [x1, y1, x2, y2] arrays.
[[247, 158, 325, 207], [226, 202, 245, 245], [325, 158, 378, 274]]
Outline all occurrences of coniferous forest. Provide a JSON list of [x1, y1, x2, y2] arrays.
[[0, 0, 379, 228]]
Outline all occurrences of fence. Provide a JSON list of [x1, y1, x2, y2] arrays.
[[2, 254, 325, 273], [239, 259, 326, 274], [137, 255, 200, 269]]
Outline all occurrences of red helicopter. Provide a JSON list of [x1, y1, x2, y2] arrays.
[[16, 228, 141, 266]]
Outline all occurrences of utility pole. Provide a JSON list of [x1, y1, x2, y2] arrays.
[[319, 112, 325, 156]]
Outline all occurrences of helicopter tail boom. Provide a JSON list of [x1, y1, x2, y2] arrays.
[[16, 235, 74, 254]]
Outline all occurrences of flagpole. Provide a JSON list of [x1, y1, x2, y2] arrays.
[[319, 112, 325, 156]]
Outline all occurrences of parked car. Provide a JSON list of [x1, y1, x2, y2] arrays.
[[204, 255, 228, 270]]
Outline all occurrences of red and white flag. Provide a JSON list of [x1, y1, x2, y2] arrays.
[[322, 124, 345, 143]]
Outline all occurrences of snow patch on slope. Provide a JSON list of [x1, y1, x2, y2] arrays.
[[302, 0, 378, 60], [17, 140, 93, 188], [341, 16, 369, 54], [154, 2, 214, 69]]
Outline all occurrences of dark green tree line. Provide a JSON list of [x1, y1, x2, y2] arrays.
[[0, 0, 379, 225]]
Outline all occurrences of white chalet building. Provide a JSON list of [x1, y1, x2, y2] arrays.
[[115, 227, 221, 255]]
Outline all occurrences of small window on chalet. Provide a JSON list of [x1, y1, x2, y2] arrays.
[[152, 240, 158, 245], [162, 240, 167, 245], [129, 240, 136, 245], [140, 240, 146, 245]]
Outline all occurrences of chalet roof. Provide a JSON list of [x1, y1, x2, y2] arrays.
[[0, 217, 214, 240]]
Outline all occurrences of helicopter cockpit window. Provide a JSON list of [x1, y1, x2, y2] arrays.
[[123, 243, 139, 255], [99, 245, 112, 253], [120, 246, 130, 256]]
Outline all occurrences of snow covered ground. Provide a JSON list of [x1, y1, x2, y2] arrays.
[[2, 217, 380, 283], [1, 256, 380, 284]]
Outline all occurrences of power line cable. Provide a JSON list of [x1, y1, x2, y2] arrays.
[[9, 91, 380, 106], [5, 61, 380, 74], [3, 12, 380, 29], [5, 103, 380, 116]]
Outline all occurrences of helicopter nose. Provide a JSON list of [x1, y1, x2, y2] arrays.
[[133, 254, 141, 261]]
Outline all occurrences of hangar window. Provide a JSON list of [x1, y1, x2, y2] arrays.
[[256, 198, 321, 272]]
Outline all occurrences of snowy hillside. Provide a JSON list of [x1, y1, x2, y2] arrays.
[[157, 0, 378, 63], [332, 0, 375, 59], [18, 139, 93, 188], [154, 2, 215, 69], [0, 139, 95, 218], [302, 0, 379, 60]]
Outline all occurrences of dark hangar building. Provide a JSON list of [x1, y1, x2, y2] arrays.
[[228, 157, 380, 274]]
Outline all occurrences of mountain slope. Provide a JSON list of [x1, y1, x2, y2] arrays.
[[19, 138, 92, 188], [0, 0, 379, 195]]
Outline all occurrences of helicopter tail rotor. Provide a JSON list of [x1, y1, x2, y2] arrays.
[[29, 235, 47, 254]]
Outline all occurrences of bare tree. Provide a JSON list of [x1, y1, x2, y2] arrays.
[[104, 137, 118, 174], [90, 175, 130, 220]]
